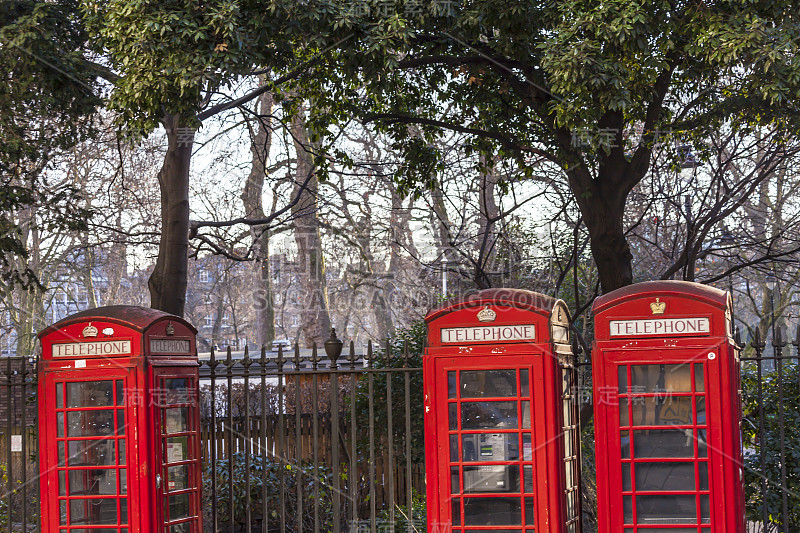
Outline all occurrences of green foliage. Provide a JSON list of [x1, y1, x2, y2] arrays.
[[353, 320, 426, 463], [203, 452, 334, 531], [742, 361, 800, 529], [0, 0, 101, 286], [376, 489, 426, 532]]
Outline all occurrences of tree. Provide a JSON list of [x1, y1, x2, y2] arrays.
[[278, 0, 800, 293], [1, 0, 105, 287]]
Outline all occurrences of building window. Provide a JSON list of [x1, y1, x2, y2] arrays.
[[198, 269, 210, 283]]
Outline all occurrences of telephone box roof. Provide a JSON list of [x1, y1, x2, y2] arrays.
[[38, 305, 197, 338], [425, 288, 559, 322], [592, 280, 729, 315]]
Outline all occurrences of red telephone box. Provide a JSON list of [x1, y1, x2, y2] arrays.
[[592, 281, 744, 533], [38, 306, 202, 533], [424, 289, 581, 533]]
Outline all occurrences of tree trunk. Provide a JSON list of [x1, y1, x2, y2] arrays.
[[475, 159, 499, 289], [242, 88, 276, 347], [566, 165, 634, 293], [149, 114, 193, 316], [289, 109, 331, 347]]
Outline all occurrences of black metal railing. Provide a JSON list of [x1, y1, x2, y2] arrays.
[[0, 326, 799, 532]]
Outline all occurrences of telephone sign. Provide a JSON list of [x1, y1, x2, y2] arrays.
[[424, 289, 581, 533], [38, 306, 202, 533], [592, 281, 744, 533]]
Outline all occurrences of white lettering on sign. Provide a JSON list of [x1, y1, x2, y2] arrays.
[[609, 317, 710, 337], [150, 339, 191, 354], [52, 340, 132, 357], [441, 324, 536, 343], [10, 435, 21, 452]]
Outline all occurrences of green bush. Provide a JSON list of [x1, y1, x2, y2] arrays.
[[203, 452, 334, 532], [742, 361, 800, 530]]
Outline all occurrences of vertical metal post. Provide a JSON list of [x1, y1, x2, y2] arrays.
[[367, 341, 376, 533], [386, 343, 395, 527], [312, 344, 320, 533], [209, 348, 219, 532], [403, 340, 413, 531], [21, 359, 27, 532], [754, 328, 768, 528], [294, 345, 304, 533], [7, 358, 13, 533], [227, 347, 234, 533], [330, 348, 341, 533], [348, 342, 358, 530], [261, 345, 269, 533], [277, 346, 287, 533], [774, 328, 790, 530], [243, 346, 253, 530]]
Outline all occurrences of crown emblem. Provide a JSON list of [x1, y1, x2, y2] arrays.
[[477, 306, 497, 322], [82, 323, 98, 338], [166, 322, 175, 336], [650, 298, 666, 315]]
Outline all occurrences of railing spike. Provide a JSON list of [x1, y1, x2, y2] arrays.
[[734, 326, 743, 348], [753, 326, 763, 349]]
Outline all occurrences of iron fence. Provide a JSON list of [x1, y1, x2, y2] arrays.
[[0, 326, 798, 532]]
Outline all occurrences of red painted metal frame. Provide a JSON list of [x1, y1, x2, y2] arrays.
[[424, 289, 577, 533], [592, 281, 745, 533], [38, 306, 201, 533]]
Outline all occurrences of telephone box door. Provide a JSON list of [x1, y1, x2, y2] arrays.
[[436, 355, 544, 531], [152, 366, 202, 533], [597, 346, 724, 530], [43, 368, 134, 531]]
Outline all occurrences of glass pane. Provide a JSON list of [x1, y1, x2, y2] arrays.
[[463, 465, 519, 492], [68, 498, 119, 525], [58, 441, 65, 466], [164, 408, 189, 434], [115, 381, 124, 406], [67, 410, 115, 437], [448, 371, 457, 398], [168, 465, 190, 491], [619, 398, 629, 426], [623, 495, 633, 523], [461, 370, 517, 398], [169, 524, 191, 533], [57, 383, 63, 408], [60, 501, 67, 525], [521, 401, 531, 429], [622, 464, 631, 491], [522, 434, 532, 460], [633, 429, 695, 458], [618, 366, 627, 394], [462, 433, 519, 462], [169, 493, 191, 521], [700, 495, 710, 523], [59, 471, 66, 495], [463, 497, 522, 525], [450, 435, 459, 462], [120, 498, 128, 524], [696, 397, 706, 425], [630, 397, 693, 426], [697, 429, 707, 457], [523, 465, 533, 493], [525, 498, 535, 525], [120, 469, 127, 494], [630, 365, 692, 393], [118, 440, 126, 465], [621, 431, 630, 458], [452, 498, 461, 526], [58, 413, 64, 437], [166, 437, 190, 463], [68, 469, 118, 495], [162, 378, 193, 405], [634, 462, 696, 491], [67, 440, 116, 466], [67, 381, 114, 408], [461, 401, 518, 429], [694, 364, 704, 392], [699, 462, 708, 490], [117, 411, 126, 436], [520, 369, 529, 396], [451, 466, 460, 494], [636, 494, 698, 524], [449, 404, 458, 430]]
